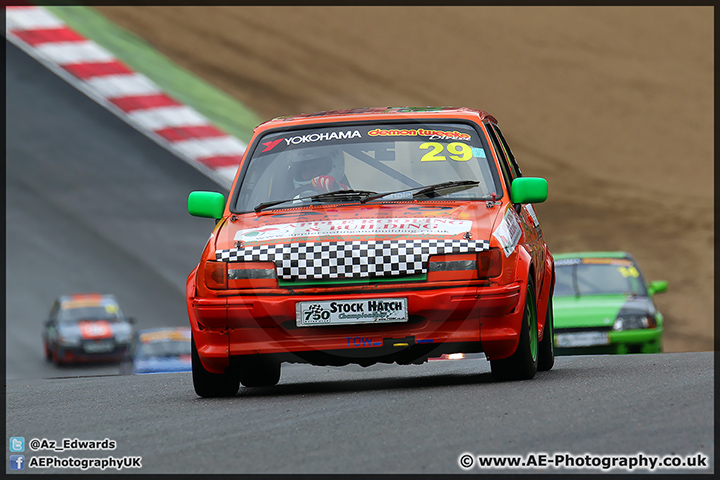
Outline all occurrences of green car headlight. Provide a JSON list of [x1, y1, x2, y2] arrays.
[[612, 314, 656, 331]]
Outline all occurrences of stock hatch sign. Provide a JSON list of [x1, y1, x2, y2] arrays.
[[296, 298, 408, 327]]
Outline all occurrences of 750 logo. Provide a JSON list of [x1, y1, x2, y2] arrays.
[[304, 304, 331, 323]]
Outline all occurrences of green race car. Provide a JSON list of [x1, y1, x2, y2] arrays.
[[553, 252, 667, 355]]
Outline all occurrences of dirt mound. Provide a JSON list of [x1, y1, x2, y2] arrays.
[[97, 6, 713, 352]]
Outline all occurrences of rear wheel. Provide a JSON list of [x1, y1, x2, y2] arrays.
[[43, 341, 52, 362], [191, 336, 239, 398], [237, 356, 281, 388], [538, 294, 555, 371], [490, 280, 539, 381]]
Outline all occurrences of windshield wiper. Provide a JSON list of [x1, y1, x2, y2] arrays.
[[412, 180, 481, 198], [254, 196, 311, 212], [360, 180, 480, 203], [310, 189, 378, 202], [255, 181, 481, 211], [254, 189, 378, 212]]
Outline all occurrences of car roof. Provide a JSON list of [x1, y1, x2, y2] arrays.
[[256, 106, 498, 132], [57, 293, 118, 307], [137, 327, 191, 335], [58, 293, 116, 301], [137, 327, 191, 343], [554, 251, 633, 260]]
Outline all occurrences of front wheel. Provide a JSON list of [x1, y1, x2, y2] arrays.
[[191, 336, 239, 398], [537, 293, 555, 371], [490, 280, 539, 381], [43, 340, 52, 362], [51, 346, 65, 366]]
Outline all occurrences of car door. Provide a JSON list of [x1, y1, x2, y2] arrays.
[[485, 123, 546, 289]]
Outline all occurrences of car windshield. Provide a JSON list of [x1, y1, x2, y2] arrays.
[[137, 340, 191, 359], [58, 305, 123, 324], [554, 259, 648, 297], [232, 122, 502, 212]]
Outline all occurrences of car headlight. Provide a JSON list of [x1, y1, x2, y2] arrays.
[[57, 335, 81, 346], [612, 314, 656, 331]]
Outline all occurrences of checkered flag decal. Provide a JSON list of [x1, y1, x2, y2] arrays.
[[305, 304, 324, 315], [216, 239, 490, 281]]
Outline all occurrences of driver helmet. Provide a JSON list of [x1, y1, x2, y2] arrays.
[[289, 147, 345, 189]]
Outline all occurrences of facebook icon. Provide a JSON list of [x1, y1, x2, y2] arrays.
[[10, 455, 25, 470]]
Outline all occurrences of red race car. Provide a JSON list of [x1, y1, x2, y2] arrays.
[[187, 107, 555, 396]]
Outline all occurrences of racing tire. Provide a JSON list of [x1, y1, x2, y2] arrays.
[[43, 341, 52, 362], [490, 280, 539, 381], [537, 293, 555, 371], [237, 356, 281, 388], [191, 336, 240, 398]]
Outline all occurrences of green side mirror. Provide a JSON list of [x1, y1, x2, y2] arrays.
[[510, 177, 548, 204], [648, 280, 668, 295], [188, 191, 225, 219]]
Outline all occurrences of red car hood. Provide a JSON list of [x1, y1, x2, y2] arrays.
[[213, 202, 503, 250]]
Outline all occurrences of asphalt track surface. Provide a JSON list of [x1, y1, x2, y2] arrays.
[[6, 41, 222, 380], [4, 42, 715, 474], [6, 354, 714, 474]]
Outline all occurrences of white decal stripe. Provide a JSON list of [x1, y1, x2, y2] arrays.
[[233, 218, 473, 242], [33, 41, 115, 65], [173, 137, 247, 160], [492, 206, 522, 258], [84, 73, 162, 98], [127, 106, 210, 130], [5, 5, 245, 191], [6, 7, 65, 31]]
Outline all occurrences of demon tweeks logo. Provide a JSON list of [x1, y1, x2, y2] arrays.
[[368, 128, 471, 141]]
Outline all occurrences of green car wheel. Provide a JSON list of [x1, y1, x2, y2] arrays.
[[538, 294, 555, 371], [491, 280, 539, 381]]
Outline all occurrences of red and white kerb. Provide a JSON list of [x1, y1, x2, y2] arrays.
[[5, 5, 245, 188]]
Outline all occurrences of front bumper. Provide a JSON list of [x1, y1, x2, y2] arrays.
[[55, 342, 130, 363], [189, 282, 526, 373], [555, 327, 663, 355]]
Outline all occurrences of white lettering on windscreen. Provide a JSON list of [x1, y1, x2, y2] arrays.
[[284, 130, 361, 145]]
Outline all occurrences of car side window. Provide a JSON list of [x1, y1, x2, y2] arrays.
[[492, 125, 523, 178], [485, 123, 514, 192]]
